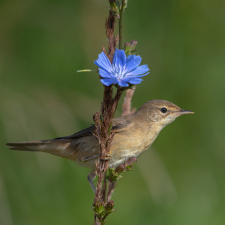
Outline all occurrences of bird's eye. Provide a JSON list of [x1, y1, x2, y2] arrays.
[[160, 107, 167, 113]]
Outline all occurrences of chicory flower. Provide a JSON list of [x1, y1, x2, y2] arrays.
[[94, 49, 150, 87]]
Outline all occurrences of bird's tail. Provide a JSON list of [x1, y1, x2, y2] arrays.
[[6, 140, 51, 152], [6, 139, 76, 160]]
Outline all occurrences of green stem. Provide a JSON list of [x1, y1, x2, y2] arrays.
[[104, 169, 109, 204], [119, 0, 126, 49]]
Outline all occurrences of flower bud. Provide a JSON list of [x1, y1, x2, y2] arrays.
[[105, 200, 114, 212], [109, 0, 120, 18], [125, 157, 137, 170], [130, 40, 138, 50], [124, 42, 131, 55], [115, 164, 126, 174], [124, 40, 138, 55], [94, 201, 105, 214]]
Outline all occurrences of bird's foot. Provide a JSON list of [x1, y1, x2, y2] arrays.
[[99, 151, 114, 161]]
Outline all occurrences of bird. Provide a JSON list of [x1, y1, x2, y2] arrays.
[[6, 99, 194, 192]]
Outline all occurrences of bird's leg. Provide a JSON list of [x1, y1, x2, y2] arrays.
[[81, 153, 113, 193], [79, 154, 99, 162], [99, 151, 114, 160], [87, 170, 97, 193]]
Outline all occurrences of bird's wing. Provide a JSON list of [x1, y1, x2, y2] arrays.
[[54, 125, 95, 140], [111, 116, 132, 133], [56, 115, 132, 140]]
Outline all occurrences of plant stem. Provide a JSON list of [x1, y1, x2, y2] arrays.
[[104, 170, 109, 203], [119, 0, 126, 49]]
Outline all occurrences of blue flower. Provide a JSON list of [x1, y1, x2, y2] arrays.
[[94, 49, 150, 87]]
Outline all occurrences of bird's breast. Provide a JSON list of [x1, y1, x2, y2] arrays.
[[109, 125, 160, 167]]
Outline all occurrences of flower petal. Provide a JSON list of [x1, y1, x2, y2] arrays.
[[125, 65, 150, 76], [126, 72, 150, 79], [112, 49, 126, 68], [94, 52, 112, 72], [100, 78, 117, 86], [118, 79, 129, 87], [125, 55, 142, 73], [98, 68, 113, 78], [128, 78, 143, 84]]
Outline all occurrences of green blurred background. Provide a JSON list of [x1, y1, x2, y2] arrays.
[[1, 0, 225, 224]]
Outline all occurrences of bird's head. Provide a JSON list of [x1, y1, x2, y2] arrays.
[[137, 99, 194, 128]]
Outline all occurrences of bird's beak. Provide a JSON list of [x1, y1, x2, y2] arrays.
[[177, 109, 195, 115]]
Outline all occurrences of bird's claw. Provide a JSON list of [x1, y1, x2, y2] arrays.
[[99, 151, 114, 160]]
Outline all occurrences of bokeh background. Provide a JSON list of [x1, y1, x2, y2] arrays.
[[1, 0, 225, 224]]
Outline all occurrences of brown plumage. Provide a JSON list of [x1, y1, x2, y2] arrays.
[[6, 99, 194, 192]]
